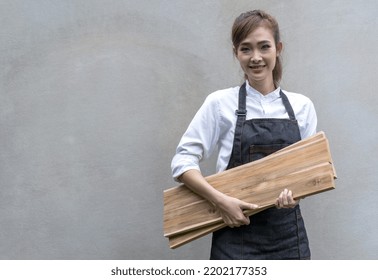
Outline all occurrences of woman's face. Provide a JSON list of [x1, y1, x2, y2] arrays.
[[235, 26, 282, 91]]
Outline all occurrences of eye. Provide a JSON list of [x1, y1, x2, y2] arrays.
[[261, 44, 271, 50], [240, 47, 251, 53]]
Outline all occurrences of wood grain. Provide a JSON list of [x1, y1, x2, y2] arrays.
[[164, 133, 334, 236], [168, 165, 334, 248], [169, 165, 334, 249], [163, 132, 337, 248]]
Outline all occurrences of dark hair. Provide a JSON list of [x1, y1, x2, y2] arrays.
[[232, 10, 282, 87]]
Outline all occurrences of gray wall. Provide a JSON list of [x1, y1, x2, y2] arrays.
[[1, 0, 377, 259]]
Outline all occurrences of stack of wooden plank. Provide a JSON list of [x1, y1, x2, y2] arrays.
[[164, 131, 337, 249]]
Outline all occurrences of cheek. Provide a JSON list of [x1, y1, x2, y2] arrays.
[[237, 55, 250, 66], [267, 55, 277, 68], [240, 61, 250, 72], [236, 57, 248, 68]]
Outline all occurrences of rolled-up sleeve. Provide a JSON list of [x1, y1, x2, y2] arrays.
[[301, 98, 318, 139], [171, 94, 220, 181]]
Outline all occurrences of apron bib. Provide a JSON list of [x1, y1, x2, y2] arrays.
[[210, 83, 311, 260]]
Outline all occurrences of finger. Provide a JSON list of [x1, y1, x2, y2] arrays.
[[222, 213, 247, 228], [277, 189, 291, 208], [282, 189, 289, 206], [242, 214, 251, 225], [221, 214, 233, 227], [287, 190, 295, 205], [278, 190, 286, 206], [288, 190, 300, 207], [275, 198, 281, 209], [233, 214, 248, 226]]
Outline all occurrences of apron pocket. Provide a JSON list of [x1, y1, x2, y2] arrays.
[[249, 143, 289, 161]]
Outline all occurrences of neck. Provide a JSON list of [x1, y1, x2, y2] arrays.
[[248, 77, 276, 95]]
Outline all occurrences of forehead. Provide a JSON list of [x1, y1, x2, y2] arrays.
[[240, 26, 275, 44]]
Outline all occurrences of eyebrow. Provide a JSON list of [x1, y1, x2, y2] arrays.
[[239, 40, 273, 46]]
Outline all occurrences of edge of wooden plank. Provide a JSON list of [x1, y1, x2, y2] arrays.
[[168, 171, 335, 249], [164, 138, 331, 237]]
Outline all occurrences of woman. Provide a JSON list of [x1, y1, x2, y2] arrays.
[[171, 10, 317, 259]]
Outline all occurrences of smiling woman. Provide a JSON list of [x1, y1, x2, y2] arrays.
[[234, 26, 282, 94], [171, 9, 317, 260], [232, 10, 283, 91]]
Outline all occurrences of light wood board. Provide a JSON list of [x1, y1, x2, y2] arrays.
[[163, 131, 337, 248]]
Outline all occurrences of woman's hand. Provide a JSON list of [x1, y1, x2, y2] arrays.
[[276, 188, 299, 209], [215, 194, 259, 228], [178, 169, 258, 228]]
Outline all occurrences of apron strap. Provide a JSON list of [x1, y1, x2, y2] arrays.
[[227, 85, 298, 169], [227, 83, 247, 168], [280, 90, 296, 121]]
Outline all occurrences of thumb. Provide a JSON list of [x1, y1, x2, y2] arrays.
[[239, 200, 259, 210]]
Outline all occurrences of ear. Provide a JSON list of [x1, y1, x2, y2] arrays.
[[276, 42, 283, 56], [233, 45, 238, 56]]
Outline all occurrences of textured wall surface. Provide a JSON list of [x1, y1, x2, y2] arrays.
[[1, 0, 377, 259]]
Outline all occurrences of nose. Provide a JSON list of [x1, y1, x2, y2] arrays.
[[250, 51, 262, 63]]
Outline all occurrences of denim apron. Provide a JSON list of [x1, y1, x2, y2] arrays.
[[210, 83, 311, 260]]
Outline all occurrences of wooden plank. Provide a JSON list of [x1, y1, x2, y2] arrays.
[[168, 164, 335, 248], [164, 132, 337, 248], [164, 133, 334, 237], [166, 162, 333, 237]]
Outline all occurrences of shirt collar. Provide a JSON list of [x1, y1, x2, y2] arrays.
[[245, 80, 281, 102]]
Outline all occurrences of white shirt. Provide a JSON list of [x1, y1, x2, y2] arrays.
[[171, 81, 317, 181]]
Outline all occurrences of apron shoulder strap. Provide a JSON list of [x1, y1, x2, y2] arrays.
[[227, 86, 298, 169], [227, 83, 247, 168], [279, 90, 296, 121]]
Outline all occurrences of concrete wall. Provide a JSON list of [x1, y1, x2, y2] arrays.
[[1, 0, 377, 259]]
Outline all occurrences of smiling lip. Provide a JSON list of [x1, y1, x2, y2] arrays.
[[249, 65, 265, 69]]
